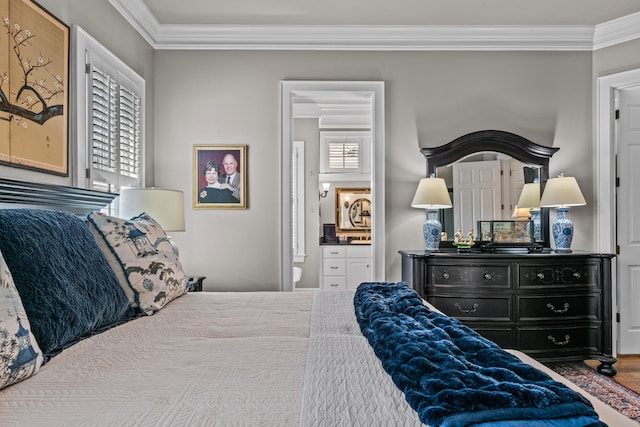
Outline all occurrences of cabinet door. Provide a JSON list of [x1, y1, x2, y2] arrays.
[[347, 259, 372, 290]]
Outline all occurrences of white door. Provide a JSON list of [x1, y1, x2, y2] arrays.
[[617, 86, 640, 354], [453, 160, 502, 234], [507, 159, 526, 217]]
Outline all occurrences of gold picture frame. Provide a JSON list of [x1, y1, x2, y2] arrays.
[[0, 0, 69, 176], [193, 144, 247, 209]]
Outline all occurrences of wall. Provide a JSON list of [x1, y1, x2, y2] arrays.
[[154, 50, 593, 290], [593, 38, 640, 78], [0, 0, 155, 186]]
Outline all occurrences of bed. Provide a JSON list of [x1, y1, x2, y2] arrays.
[[0, 180, 636, 426]]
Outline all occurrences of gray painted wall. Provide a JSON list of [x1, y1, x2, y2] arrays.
[[154, 50, 596, 290]]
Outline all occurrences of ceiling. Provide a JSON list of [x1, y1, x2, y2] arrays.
[[110, 0, 640, 50]]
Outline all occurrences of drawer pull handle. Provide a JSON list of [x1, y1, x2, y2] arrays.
[[536, 272, 545, 280], [483, 273, 492, 280], [573, 272, 581, 279], [330, 266, 339, 269], [330, 283, 339, 287], [454, 303, 479, 314], [330, 251, 339, 255], [547, 334, 571, 346], [442, 272, 450, 279], [547, 302, 570, 314]]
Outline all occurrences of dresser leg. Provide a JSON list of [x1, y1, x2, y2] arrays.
[[596, 357, 618, 377]]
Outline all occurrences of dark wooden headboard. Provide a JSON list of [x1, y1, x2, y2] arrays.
[[0, 177, 117, 215]]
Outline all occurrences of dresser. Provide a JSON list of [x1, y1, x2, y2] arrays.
[[399, 250, 617, 376], [321, 245, 372, 290]]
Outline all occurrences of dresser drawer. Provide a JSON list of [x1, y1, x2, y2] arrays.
[[322, 277, 347, 290], [517, 325, 600, 355], [323, 246, 347, 258], [428, 264, 510, 288], [519, 263, 599, 287], [428, 296, 512, 321], [323, 259, 346, 276], [466, 326, 514, 348], [518, 295, 600, 321]]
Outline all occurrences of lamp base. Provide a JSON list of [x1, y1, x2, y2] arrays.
[[552, 207, 574, 253], [553, 248, 573, 254], [423, 209, 442, 251]]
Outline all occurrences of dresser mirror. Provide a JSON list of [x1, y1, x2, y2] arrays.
[[420, 130, 559, 248], [336, 187, 371, 233]]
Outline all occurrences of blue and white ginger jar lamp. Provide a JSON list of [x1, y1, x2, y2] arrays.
[[517, 179, 541, 242], [411, 175, 452, 251], [539, 173, 586, 253]]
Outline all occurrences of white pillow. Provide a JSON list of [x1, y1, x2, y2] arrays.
[[87, 212, 188, 315], [0, 249, 44, 390]]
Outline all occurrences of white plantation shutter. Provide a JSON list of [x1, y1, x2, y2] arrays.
[[74, 26, 145, 192], [319, 132, 370, 174], [328, 142, 360, 170], [91, 68, 117, 174], [89, 66, 142, 192]]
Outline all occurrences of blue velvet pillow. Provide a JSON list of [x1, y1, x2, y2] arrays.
[[0, 209, 134, 357]]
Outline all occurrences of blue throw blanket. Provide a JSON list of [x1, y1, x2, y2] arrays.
[[354, 282, 605, 427]]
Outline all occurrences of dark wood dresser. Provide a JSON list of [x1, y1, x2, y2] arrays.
[[399, 250, 617, 375]]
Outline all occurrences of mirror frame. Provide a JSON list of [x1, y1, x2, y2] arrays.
[[335, 187, 371, 233], [420, 130, 559, 249]]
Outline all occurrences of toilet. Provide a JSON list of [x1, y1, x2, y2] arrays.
[[293, 267, 302, 288]]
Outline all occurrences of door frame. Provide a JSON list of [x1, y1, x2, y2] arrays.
[[596, 67, 640, 353], [280, 81, 385, 292]]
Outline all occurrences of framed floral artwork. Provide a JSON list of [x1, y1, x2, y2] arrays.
[[0, 0, 69, 175], [193, 144, 246, 209]]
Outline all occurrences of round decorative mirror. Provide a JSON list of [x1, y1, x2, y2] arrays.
[[349, 198, 371, 227]]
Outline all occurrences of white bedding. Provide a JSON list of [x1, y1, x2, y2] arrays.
[[0, 291, 635, 426]]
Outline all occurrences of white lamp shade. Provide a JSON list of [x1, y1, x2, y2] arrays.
[[411, 177, 452, 209], [118, 188, 186, 232], [539, 175, 586, 208], [517, 182, 540, 209]]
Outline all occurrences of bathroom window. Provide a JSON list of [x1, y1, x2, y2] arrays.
[[319, 131, 371, 175]]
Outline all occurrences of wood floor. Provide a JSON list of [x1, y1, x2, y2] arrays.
[[585, 355, 640, 392]]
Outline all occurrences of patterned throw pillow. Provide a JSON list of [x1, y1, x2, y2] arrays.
[[87, 212, 188, 315], [0, 249, 44, 390]]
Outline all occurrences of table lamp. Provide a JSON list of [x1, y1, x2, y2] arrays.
[[539, 173, 586, 253], [118, 188, 186, 255], [411, 175, 452, 251], [517, 180, 541, 241]]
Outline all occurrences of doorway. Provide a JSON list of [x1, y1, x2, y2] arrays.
[[280, 81, 385, 292], [597, 68, 640, 354]]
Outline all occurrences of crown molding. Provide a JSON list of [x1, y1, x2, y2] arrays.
[[593, 11, 640, 50], [109, 0, 639, 51]]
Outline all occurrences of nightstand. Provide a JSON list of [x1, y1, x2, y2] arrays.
[[187, 275, 206, 292]]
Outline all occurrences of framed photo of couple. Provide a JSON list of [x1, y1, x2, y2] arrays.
[[193, 145, 246, 209]]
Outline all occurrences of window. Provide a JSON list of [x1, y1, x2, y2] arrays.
[[292, 140, 306, 262], [74, 26, 145, 192], [319, 131, 371, 175], [329, 141, 360, 170]]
